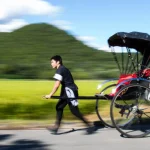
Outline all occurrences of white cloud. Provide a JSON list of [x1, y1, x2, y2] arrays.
[[100, 45, 137, 53], [0, 0, 62, 32], [77, 36, 96, 42], [99, 45, 125, 52], [51, 20, 72, 30], [85, 42, 101, 49], [50, 23, 104, 50], [76, 35, 102, 49], [99, 45, 111, 52], [50, 22, 104, 50], [0, 19, 28, 32], [0, 0, 62, 21]]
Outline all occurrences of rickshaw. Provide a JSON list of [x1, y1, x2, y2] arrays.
[[51, 31, 150, 138], [96, 31, 150, 138]]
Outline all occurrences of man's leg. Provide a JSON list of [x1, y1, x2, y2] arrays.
[[47, 99, 67, 134], [65, 88, 90, 126], [69, 105, 96, 134], [65, 88, 95, 134], [69, 104, 90, 127], [55, 99, 67, 129]]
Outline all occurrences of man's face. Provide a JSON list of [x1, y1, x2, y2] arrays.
[[51, 59, 59, 69]]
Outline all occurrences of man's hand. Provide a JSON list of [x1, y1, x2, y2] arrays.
[[43, 94, 51, 99]]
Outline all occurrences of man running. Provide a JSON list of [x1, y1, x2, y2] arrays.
[[43, 55, 95, 134]]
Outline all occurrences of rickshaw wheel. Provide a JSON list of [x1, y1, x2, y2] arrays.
[[96, 84, 116, 128], [110, 83, 150, 138]]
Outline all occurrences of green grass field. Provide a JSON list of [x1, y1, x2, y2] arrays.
[[0, 79, 104, 121]]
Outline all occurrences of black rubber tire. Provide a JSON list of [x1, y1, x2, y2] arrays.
[[110, 83, 150, 138], [96, 84, 116, 128]]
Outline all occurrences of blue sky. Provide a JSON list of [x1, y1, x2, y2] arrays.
[[0, 0, 150, 51]]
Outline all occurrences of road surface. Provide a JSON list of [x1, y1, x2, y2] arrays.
[[0, 124, 150, 150]]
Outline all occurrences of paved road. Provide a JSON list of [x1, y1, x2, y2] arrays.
[[0, 125, 150, 150]]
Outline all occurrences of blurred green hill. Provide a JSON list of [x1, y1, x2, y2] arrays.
[[0, 23, 119, 79]]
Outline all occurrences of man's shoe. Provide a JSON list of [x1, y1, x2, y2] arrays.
[[46, 126, 58, 134], [86, 126, 96, 134]]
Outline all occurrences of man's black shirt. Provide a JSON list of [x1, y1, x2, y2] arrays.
[[53, 65, 78, 90]]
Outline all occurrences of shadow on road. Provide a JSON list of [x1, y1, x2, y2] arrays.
[[0, 139, 52, 150], [0, 134, 14, 141], [54, 122, 106, 135]]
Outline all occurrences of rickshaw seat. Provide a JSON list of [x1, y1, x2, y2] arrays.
[[117, 73, 137, 85], [141, 68, 150, 78]]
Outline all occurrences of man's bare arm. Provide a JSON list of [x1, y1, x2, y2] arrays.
[[44, 80, 61, 99]]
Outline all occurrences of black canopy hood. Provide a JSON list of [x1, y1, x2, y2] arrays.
[[108, 32, 150, 55]]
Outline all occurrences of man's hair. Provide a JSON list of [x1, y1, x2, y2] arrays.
[[50, 55, 63, 65]]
